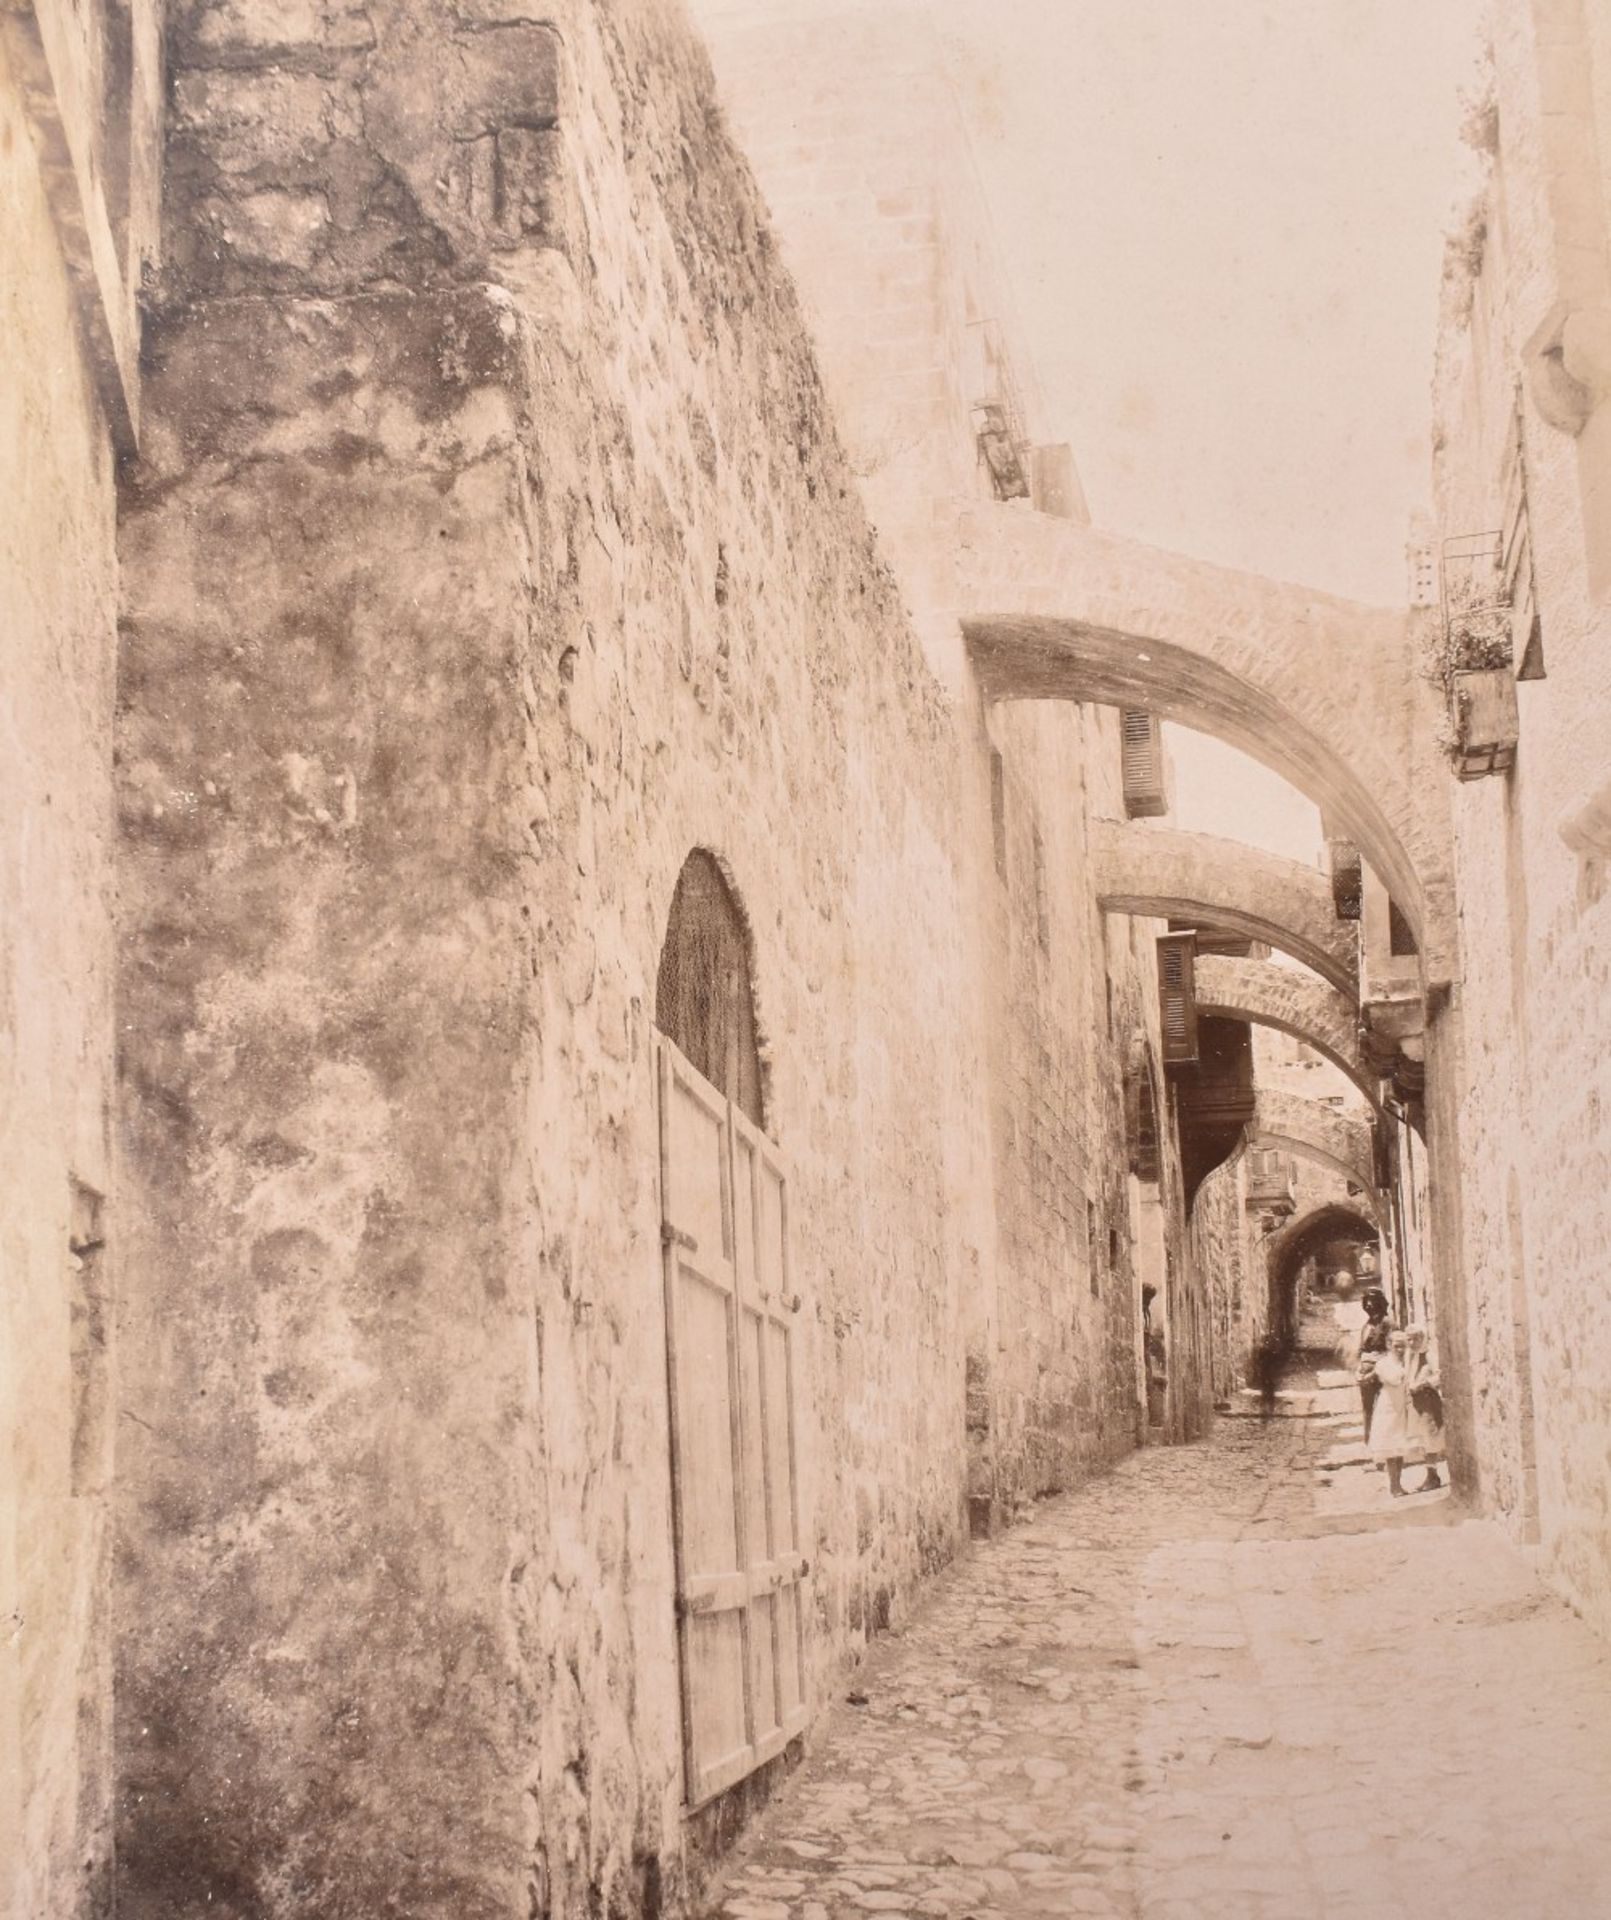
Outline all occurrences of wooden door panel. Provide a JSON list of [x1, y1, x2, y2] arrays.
[[738, 1304, 770, 1562], [749, 1591, 780, 1746], [663, 1061, 728, 1263], [775, 1582, 804, 1723], [762, 1317, 797, 1554], [687, 1609, 749, 1785], [657, 1034, 807, 1807], [756, 1159, 786, 1299], [675, 1263, 741, 1577]]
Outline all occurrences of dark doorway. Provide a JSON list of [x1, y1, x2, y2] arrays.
[[657, 850, 765, 1126]]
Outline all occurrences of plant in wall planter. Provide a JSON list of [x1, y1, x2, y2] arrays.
[[1448, 666, 1519, 778], [1435, 551, 1518, 779]]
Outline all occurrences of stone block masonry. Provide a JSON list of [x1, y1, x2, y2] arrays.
[[708, 1419, 1611, 1920], [113, 1, 1170, 1913], [117, 287, 547, 1919], [1429, 0, 1611, 1626]]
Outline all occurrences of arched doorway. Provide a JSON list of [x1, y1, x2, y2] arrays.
[[1266, 1202, 1380, 1351], [656, 849, 765, 1125], [653, 851, 806, 1809]]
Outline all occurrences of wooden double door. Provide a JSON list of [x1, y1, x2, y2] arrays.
[[654, 1034, 808, 1806]]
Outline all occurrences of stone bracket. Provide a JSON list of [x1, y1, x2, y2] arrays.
[[1524, 297, 1611, 438], [1358, 866, 1423, 1044]]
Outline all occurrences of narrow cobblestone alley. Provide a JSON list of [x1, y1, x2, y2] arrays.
[[706, 1417, 1611, 1920]]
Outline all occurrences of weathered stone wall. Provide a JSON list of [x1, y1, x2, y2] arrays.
[[113, 1, 1173, 1913], [983, 706, 1152, 1510], [687, 0, 1172, 1515], [1429, 3, 1611, 1608], [641, 0, 1175, 1513], [0, 38, 123, 1919], [1186, 1158, 1248, 1408], [688, 0, 1049, 686]]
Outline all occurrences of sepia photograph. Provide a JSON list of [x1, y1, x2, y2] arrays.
[[3, 0, 1610, 1913]]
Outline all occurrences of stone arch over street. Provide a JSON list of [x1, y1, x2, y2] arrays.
[[1193, 953, 1377, 1107], [1089, 820, 1359, 997], [1247, 1091, 1381, 1220], [953, 502, 1454, 984], [1265, 1200, 1382, 1341]]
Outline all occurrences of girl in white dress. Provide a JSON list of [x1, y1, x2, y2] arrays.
[[1367, 1330, 1412, 1497]]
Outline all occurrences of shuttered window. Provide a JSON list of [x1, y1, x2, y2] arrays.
[[1157, 932, 1198, 1065], [1121, 710, 1167, 819], [1327, 837, 1362, 920]]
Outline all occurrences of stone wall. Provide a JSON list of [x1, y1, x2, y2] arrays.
[[1186, 1159, 1247, 1409], [687, 0, 1173, 1513], [982, 705, 1153, 1510], [112, 1, 1177, 1913], [1429, 3, 1611, 1606], [0, 34, 125, 1918]]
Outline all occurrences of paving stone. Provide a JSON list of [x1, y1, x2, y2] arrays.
[[700, 1417, 1611, 1920]]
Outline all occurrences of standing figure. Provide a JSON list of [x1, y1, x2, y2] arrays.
[[1355, 1287, 1393, 1442], [1405, 1326, 1445, 1492], [1248, 1331, 1283, 1420], [1331, 1272, 1364, 1366], [1142, 1284, 1167, 1428], [1368, 1329, 1412, 1496]]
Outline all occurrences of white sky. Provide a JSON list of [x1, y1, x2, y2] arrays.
[[697, 0, 1483, 863], [923, 0, 1482, 860]]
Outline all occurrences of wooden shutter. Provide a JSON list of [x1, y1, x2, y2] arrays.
[[1157, 933, 1198, 1065], [1121, 711, 1167, 819], [656, 1035, 807, 1809], [1327, 837, 1363, 920]]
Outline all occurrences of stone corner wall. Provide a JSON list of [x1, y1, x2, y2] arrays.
[[1428, 0, 1611, 1629], [0, 36, 123, 1920]]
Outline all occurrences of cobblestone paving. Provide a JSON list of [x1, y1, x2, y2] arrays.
[[704, 1418, 1611, 1920]]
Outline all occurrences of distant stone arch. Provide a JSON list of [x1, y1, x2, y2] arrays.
[[1265, 1201, 1381, 1339], [1193, 954, 1378, 1108], [1090, 820, 1358, 996], [1247, 1092, 1382, 1221], [656, 849, 766, 1126], [1267, 1200, 1380, 1280]]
